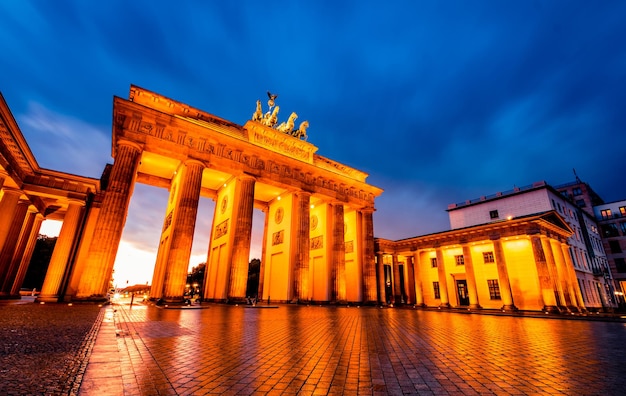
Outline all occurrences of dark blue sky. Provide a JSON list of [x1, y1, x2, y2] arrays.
[[1, 1, 625, 282]]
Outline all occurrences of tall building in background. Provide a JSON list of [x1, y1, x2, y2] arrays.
[[593, 199, 626, 309]]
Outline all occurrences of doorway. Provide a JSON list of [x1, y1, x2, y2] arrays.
[[456, 280, 470, 306]]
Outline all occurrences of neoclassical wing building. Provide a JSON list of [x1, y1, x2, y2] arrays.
[[0, 86, 383, 305]]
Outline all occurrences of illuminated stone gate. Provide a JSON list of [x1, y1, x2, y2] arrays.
[[68, 86, 383, 304]]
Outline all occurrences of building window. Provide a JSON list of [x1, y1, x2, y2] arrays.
[[620, 222, 626, 235], [572, 187, 582, 196], [620, 206, 626, 217], [602, 224, 620, 238], [483, 251, 495, 263], [430, 257, 437, 268], [433, 282, 440, 299], [576, 199, 586, 208], [487, 280, 501, 300], [489, 210, 499, 219], [455, 255, 465, 266], [616, 258, 626, 273], [609, 240, 622, 254], [601, 209, 612, 220]]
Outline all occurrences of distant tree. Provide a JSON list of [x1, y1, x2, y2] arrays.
[[22, 235, 57, 290], [186, 263, 205, 294], [246, 258, 261, 298]]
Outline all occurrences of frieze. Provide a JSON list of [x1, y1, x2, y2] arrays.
[[116, 108, 375, 205], [272, 230, 284, 246], [214, 219, 229, 239], [345, 240, 354, 253], [311, 235, 324, 250], [162, 211, 173, 233]]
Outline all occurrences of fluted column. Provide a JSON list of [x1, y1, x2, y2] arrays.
[[492, 238, 517, 311], [376, 252, 386, 305], [10, 213, 43, 296], [435, 248, 450, 307], [0, 200, 29, 297], [227, 175, 256, 301], [561, 242, 586, 312], [161, 160, 204, 302], [38, 200, 85, 302], [0, 170, 7, 190], [462, 244, 481, 309], [392, 254, 402, 304], [331, 203, 346, 302], [553, 240, 580, 311], [292, 191, 310, 301], [541, 236, 565, 309], [361, 209, 377, 304], [413, 251, 424, 306], [1, 208, 38, 295], [406, 255, 416, 305], [76, 141, 141, 298], [533, 235, 559, 312], [0, 188, 22, 255]]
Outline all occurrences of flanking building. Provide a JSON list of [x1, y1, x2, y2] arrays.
[[375, 181, 618, 313], [593, 199, 626, 308]]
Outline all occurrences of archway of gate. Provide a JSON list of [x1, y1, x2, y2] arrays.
[[69, 85, 383, 305]]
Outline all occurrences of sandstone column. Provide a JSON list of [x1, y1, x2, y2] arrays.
[[0, 187, 22, 255], [553, 241, 580, 311], [392, 254, 402, 304], [406, 255, 416, 305], [76, 141, 141, 299], [227, 175, 256, 301], [462, 244, 481, 309], [376, 251, 386, 305], [541, 236, 565, 309], [533, 235, 559, 312], [435, 247, 450, 307], [492, 238, 517, 311], [38, 200, 85, 302], [10, 212, 43, 296], [361, 209, 377, 304], [0, 200, 29, 297], [292, 191, 310, 301], [413, 251, 424, 306], [331, 203, 346, 303], [561, 242, 586, 312], [1, 207, 38, 295], [161, 160, 204, 302]]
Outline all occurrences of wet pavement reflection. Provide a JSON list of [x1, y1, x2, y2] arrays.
[[113, 303, 626, 395]]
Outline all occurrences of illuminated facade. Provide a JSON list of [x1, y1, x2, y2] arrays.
[[0, 87, 383, 304], [0, 93, 100, 301], [376, 181, 618, 313]]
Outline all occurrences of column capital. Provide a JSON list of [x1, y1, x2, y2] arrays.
[[184, 159, 206, 168], [1, 187, 22, 196], [115, 139, 143, 152]]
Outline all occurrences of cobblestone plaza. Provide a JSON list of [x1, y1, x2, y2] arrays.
[[4, 299, 625, 395]]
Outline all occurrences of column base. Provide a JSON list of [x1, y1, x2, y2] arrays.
[[501, 304, 518, 312], [438, 303, 451, 309], [542, 305, 560, 314], [468, 304, 482, 310], [36, 295, 60, 303]]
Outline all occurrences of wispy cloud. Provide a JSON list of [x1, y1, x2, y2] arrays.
[[18, 102, 111, 177]]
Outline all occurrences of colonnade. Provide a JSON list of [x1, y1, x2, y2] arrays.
[[0, 177, 45, 298], [376, 230, 587, 313]]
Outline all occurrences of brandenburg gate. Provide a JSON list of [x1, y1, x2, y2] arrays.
[[0, 86, 383, 305]]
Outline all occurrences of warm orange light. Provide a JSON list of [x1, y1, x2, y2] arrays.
[[310, 204, 314, 209], [277, 196, 281, 201]]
